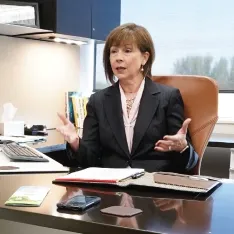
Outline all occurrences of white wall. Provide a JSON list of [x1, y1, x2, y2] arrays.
[[0, 36, 80, 129], [79, 39, 95, 96]]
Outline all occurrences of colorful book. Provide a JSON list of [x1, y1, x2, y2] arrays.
[[5, 186, 50, 207], [72, 96, 88, 128], [65, 91, 80, 125]]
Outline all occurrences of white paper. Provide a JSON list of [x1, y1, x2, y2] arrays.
[[0, 135, 46, 143], [56, 167, 145, 182]]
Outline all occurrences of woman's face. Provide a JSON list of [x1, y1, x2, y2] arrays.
[[109, 42, 149, 81]]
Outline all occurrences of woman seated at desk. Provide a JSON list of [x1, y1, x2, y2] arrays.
[[57, 23, 198, 173]]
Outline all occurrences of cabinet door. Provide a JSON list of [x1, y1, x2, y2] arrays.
[[56, 0, 92, 38], [91, 0, 120, 40]]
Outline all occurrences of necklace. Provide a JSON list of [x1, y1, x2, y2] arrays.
[[126, 97, 135, 117]]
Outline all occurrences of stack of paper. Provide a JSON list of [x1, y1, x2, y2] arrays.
[[0, 135, 46, 143]]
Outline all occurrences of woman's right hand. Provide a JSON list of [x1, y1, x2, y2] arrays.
[[57, 113, 79, 151]]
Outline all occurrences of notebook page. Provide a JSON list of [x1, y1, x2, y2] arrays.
[[56, 167, 145, 183]]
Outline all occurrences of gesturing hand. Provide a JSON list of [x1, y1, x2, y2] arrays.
[[154, 118, 191, 152], [153, 198, 183, 212], [153, 198, 186, 224], [56, 113, 79, 147], [120, 193, 134, 207]]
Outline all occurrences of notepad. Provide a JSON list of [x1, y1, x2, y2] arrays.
[[153, 172, 220, 193], [118, 172, 221, 193], [55, 167, 145, 184]]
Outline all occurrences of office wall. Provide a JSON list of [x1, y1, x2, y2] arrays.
[[0, 36, 80, 129]]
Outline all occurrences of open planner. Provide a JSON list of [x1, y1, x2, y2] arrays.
[[55, 167, 145, 183], [54, 167, 221, 193]]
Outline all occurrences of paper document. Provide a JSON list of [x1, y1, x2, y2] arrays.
[[0, 135, 46, 143], [55, 167, 145, 184]]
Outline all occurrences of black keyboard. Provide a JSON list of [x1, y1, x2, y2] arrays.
[[2, 142, 49, 162]]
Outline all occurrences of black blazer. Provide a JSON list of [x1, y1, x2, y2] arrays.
[[67, 77, 198, 173]]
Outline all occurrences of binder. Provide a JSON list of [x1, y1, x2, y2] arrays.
[[54, 168, 221, 193]]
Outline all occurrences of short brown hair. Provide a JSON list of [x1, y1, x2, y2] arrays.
[[103, 23, 155, 84]]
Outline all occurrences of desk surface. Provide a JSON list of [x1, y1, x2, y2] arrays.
[[209, 133, 234, 147], [0, 173, 233, 234], [0, 151, 69, 174], [0, 130, 68, 174]]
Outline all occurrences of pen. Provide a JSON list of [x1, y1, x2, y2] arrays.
[[189, 176, 209, 181], [132, 172, 145, 179]]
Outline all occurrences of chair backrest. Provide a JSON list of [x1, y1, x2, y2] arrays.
[[152, 75, 219, 175]]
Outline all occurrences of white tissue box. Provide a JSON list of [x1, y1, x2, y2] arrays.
[[0, 121, 24, 136]]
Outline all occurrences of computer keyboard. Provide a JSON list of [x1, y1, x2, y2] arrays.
[[1, 142, 49, 162]]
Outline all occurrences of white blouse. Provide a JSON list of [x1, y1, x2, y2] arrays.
[[119, 79, 145, 153]]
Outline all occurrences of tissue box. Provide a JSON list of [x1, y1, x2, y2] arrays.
[[0, 121, 24, 136]]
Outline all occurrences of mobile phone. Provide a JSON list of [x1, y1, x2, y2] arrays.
[[57, 195, 101, 211]]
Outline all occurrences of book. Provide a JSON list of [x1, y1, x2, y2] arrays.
[[65, 91, 81, 126], [54, 167, 145, 184], [72, 96, 88, 128], [5, 186, 50, 207]]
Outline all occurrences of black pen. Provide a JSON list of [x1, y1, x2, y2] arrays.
[[132, 172, 145, 179]]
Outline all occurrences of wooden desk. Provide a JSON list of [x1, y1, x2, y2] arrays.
[[0, 173, 233, 234]]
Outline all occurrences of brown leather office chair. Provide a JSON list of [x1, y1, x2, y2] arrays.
[[152, 75, 219, 175]]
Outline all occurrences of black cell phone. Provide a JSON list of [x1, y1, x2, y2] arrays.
[[57, 195, 101, 211]]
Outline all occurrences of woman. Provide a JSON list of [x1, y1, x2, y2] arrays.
[[57, 23, 198, 173]]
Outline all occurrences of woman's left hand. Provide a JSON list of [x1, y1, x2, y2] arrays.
[[154, 118, 191, 152]]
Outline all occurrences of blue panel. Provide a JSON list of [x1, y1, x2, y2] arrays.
[[91, 0, 121, 40], [57, 0, 92, 38]]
